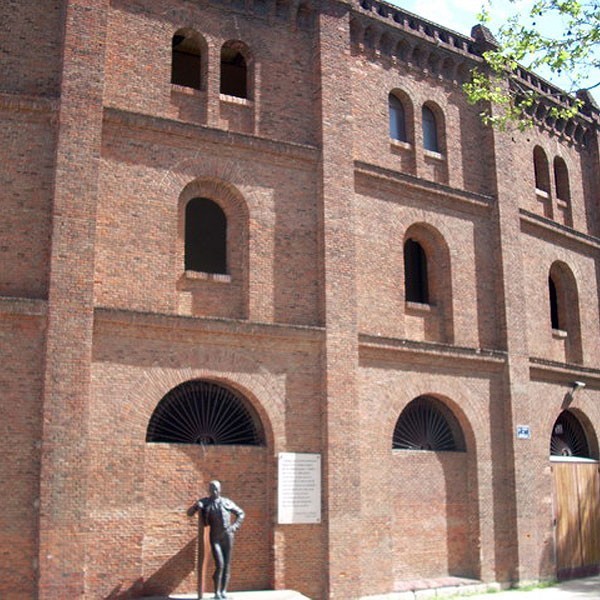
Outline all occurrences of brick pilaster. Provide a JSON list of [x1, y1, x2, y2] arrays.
[[37, 1, 108, 597]]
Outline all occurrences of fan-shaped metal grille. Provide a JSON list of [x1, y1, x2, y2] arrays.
[[550, 411, 590, 458], [393, 396, 461, 452], [147, 380, 264, 445]]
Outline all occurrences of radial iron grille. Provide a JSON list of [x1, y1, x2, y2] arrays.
[[550, 410, 590, 458], [147, 380, 263, 445], [393, 396, 460, 452]]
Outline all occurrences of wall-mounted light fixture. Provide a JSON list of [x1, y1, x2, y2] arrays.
[[562, 381, 586, 409]]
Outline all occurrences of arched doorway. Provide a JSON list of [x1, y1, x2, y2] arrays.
[[550, 410, 600, 579], [142, 379, 271, 596]]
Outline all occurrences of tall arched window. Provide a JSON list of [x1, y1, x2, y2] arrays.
[[389, 93, 407, 142], [221, 42, 248, 98], [147, 380, 264, 445], [548, 261, 583, 363], [404, 239, 429, 304], [185, 198, 227, 274], [533, 146, 550, 193], [549, 275, 560, 330], [422, 105, 439, 152], [171, 29, 203, 90], [393, 396, 464, 451], [553, 157, 570, 201]]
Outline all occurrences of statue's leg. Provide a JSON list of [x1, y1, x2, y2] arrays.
[[210, 542, 225, 598], [221, 535, 233, 598]]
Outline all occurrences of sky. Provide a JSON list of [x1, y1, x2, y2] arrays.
[[389, 0, 599, 96]]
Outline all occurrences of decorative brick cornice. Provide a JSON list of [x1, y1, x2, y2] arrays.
[[103, 106, 319, 166], [0, 91, 58, 116], [359, 333, 507, 370], [355, 160, 495, 213], [519, 209, 600, 251], [530, 357, 600, 389], [0, 296, 47, 318]]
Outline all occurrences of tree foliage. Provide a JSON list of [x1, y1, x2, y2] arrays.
[[464, 0, 600, 129]]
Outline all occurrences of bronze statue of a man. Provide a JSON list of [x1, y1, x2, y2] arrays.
[[188, 480, 244, 600]]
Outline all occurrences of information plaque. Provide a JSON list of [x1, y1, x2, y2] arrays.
[[278, 452, 321, 524]]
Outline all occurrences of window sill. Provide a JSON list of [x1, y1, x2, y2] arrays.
[[556, 198, 570, 208], [423, 149, 444, 161], [552, 328, 568, 339], [219, 94, 253, 107], [390, 139, 412, 151], [171, 84, 206, 96], [535, 188, 550, 199], [181, 270, 231, 286], [405, 301, 432, 313]]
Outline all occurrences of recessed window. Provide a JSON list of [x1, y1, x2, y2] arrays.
[[185, 198, 227, 274], [389, 93, 407, 142], [404, 238, 429, 304], [147, 380, 264, 445], [553, 156, 570, 201], [221, 43, 248, 98], [533, 146, 550, 193], [393, 396, 464, 452], [549, 275, 560, 330], [422, 105, 439, 152], [171, 29, 203, 90]]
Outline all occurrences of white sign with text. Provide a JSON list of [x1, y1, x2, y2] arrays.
[[278, 452, 321, 524]]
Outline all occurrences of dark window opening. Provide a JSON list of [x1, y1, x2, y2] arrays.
[[550, 411, 590, 458], [404, 238, 429, 304], [422, 105, 439, 152], [389, 93, 407, 142], [171, 31, 202, 90], [393, 396, 464, 452], [549, 275, 560, 329], [185, 198, 227, 274], [220, 47, 247, 98], [534, 146, 550, 192], [147, 380, 264, 445], [554, 157, 570, 201]]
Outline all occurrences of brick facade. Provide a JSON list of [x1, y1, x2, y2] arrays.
[[1, 1, 599, 598]]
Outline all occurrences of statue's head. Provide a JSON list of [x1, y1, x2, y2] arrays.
[[209, 480, 221, 498]]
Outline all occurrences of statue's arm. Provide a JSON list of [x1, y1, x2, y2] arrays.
[[187, 499, 204, 517], [228, 501, 245, 533]]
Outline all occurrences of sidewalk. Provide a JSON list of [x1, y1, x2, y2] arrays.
[[448, 576, 600, 599]]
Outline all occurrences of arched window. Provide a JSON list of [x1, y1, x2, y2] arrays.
[[171, 29, 203, 90], [147, 380, 264, 445], [422, 105, 439, 152], [404, 238, 429, 304], [549, 275, 560, 330], [389, 93, 407, 142], [185, 198, 227, 274], [533, 146, 550, 193], [221, 42, 248, 99], [393, 396, 464, 451], [551, 411, 591, 458], [554, 156, 570, 201]]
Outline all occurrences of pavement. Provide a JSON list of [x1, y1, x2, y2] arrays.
[[446, 575, 600, 599], [142, 577, 600, 600]]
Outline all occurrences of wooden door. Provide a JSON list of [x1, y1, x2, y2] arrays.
[[553, 460, 600, 579]]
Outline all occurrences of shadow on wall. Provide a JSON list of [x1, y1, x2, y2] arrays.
[[104, 538, 196, 599]]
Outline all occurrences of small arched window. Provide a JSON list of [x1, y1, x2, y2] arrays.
[[185, 198, 227, 274], [554, 157, 570, 201], [422, 105, 439, 152], [393, 396, 464, 451], [147, 380, 264, 445], [533, 146, 550, 193], [389, 93, 407, 142], [404, 239, 429, 304], [221, 42, 248, 99], [171, 29, 203, 90]]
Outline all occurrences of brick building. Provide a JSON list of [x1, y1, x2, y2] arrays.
[[1, 0, 599, 598]]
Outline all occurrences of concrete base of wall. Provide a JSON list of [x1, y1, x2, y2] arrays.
[[143, 591, 312, 600]]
